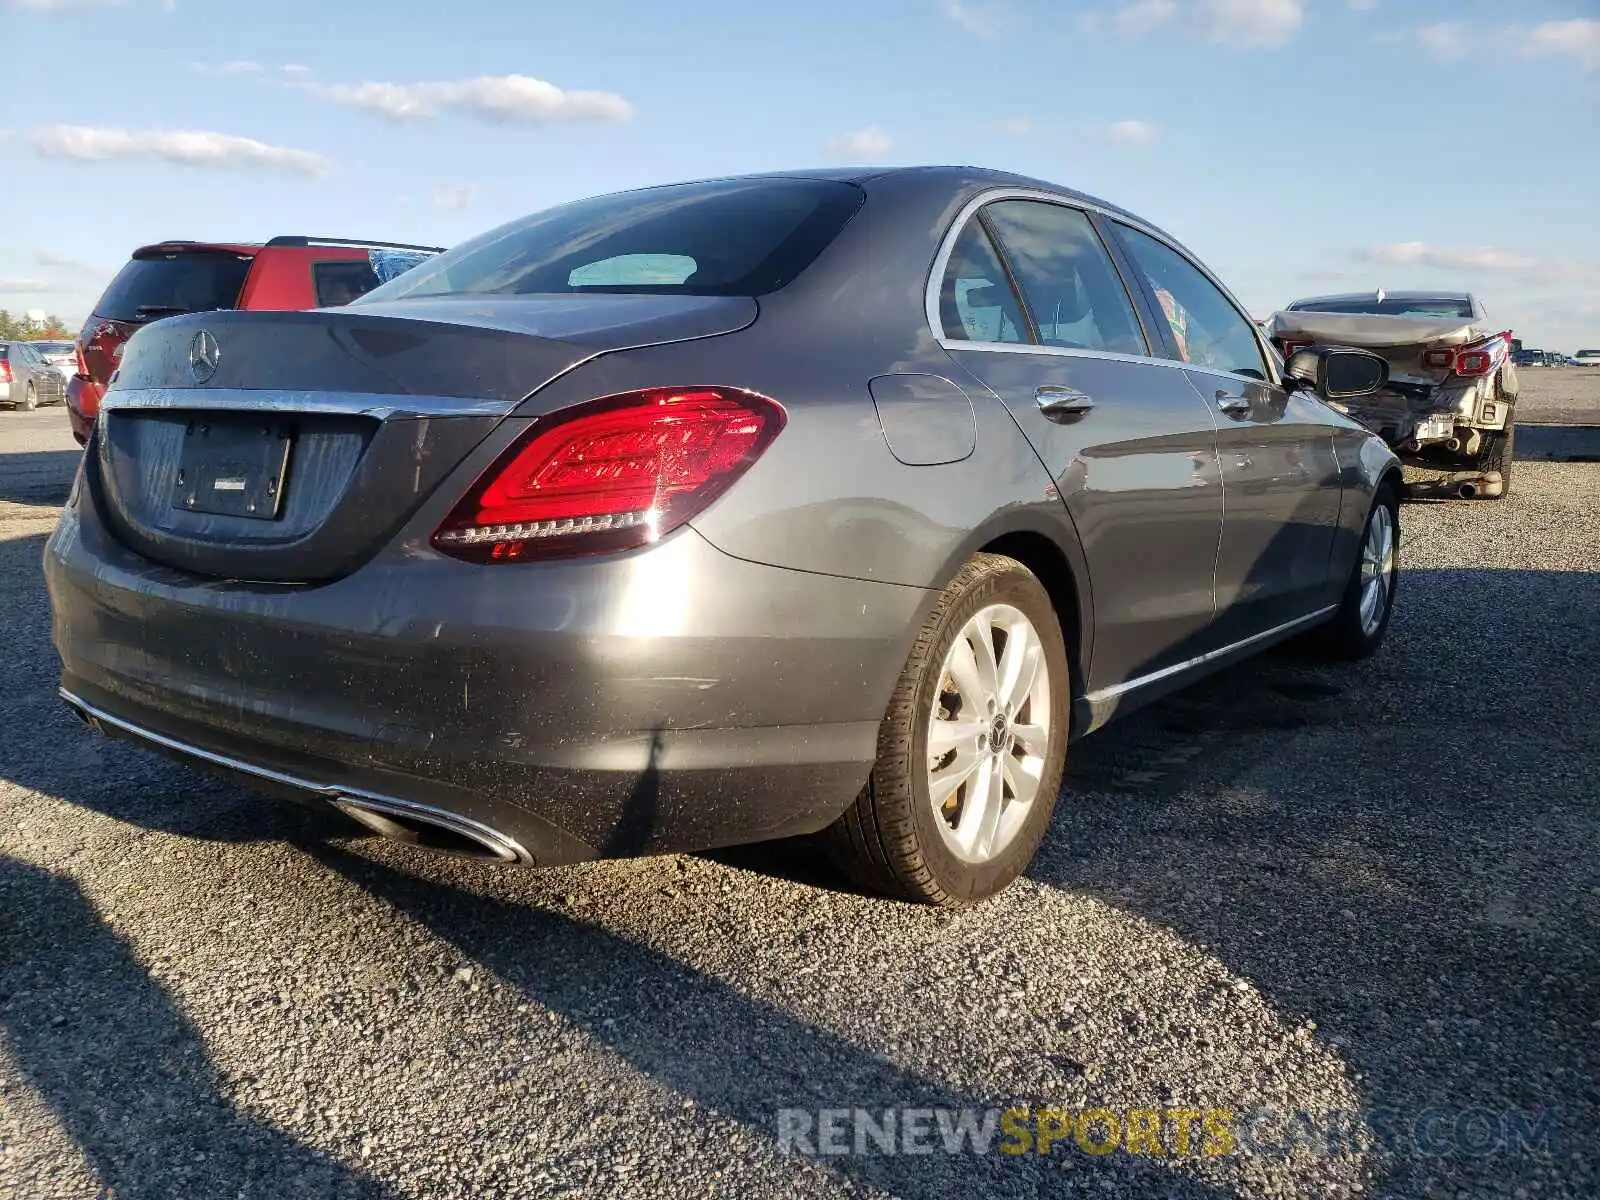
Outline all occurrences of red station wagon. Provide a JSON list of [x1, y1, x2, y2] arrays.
[[66, 236, 441, 444]]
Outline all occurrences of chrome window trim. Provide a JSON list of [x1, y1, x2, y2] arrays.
[[940, 340, 1167, 369], [1085, 604, 1339, 704], [927, 186, 1284, 387], [99, 387, 518, 419]]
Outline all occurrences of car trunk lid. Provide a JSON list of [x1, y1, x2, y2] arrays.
[[88, 295, 757, 582]]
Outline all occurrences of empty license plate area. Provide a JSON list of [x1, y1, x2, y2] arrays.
[[172, 417, 294, 520]]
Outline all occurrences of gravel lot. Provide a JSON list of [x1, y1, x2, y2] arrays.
[[2, 374, 1597, 1199]]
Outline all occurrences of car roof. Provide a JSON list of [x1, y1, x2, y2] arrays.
[[586, 164, 1183, 249]]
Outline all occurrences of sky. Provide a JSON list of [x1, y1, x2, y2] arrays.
[[1, 0, 1596, 349]]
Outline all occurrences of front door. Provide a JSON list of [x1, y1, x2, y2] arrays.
[[1108, 222, 1344, 645]]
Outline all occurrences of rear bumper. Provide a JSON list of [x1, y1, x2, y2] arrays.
[[66, 376, 101, 444], [45, 499, 931, 864]]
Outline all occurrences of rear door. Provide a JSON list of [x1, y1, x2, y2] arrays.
[[1108, 221, 1345, 644], [935, 197, 1225, 692]]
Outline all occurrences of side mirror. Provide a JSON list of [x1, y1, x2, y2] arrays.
[[1285, 346, 1389, 399]]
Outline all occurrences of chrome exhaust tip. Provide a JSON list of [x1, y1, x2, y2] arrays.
[[1457, 482, 1479, 500], [330, 796, 529, 865]]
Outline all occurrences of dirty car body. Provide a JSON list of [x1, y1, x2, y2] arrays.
[[1268, 291, 1518, 498], [45, 167, 1401, 887]]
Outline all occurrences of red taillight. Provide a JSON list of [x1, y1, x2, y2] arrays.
[[74, 343, 90, 379], [1421, 348, 1455, 370], [1454, 350, 1493, 376], [432, 387, 786, 563], [1279, 339, 1311, 360]]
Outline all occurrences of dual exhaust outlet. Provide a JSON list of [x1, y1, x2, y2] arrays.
[[62, 690, 530, 865]]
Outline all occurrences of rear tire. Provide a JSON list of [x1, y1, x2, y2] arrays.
[[20, 384, 38, 413], [823, 553, 1071, 906], [1478, 420, 1515, 498], [1303, 487, 1399, 662]]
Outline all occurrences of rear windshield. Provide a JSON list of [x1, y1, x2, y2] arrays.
[[33, 341, 74, 355], [1291, 297, 1473, 318], [94, 251, 253, 322], [357, 178, 865, 302]]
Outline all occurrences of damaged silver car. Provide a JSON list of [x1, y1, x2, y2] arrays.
[[1268, 291, 1518, 499]]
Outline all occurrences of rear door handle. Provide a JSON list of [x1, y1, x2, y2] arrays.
[[1035, 386, 1095, 421], [1215, 390, 1252, 415]]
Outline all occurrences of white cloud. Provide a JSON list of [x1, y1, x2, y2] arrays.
[[1523, 19, 1600, 70], [1359, 243, 1544, 273], [432, 184, 478, 211], [825, 126, 892, 163], [1099, 0, 1304, 47], [279, 63, 311, 75], [192, 60, 262, 76], [0, 278, 65, 293], [1415, 22, 1470, 60], [1108, 0, 1177, 36], [1105, 118, 1159, 144], [941, 0, 1008, 38], [298, 74, 634, 124], [30, 125, 331, 177], [3, 0, 125, 9], [998, 117, 1034, 135]]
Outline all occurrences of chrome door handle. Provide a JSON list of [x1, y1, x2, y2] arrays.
[[1215, 391, 1252, 415], [1035, 386, 1095, 421]]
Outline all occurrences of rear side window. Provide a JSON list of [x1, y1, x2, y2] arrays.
[[937, 221, 1028, 344], [358, 178, 865, 301], [981, 201, 1147, 356], [1112, 225, 1267, 380], [94, 252, 252, 322], [313, 259, 382, 307]]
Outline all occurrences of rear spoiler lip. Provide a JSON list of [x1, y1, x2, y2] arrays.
[[263, 236, 446, 253]]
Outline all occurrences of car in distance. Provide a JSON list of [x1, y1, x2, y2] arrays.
[[46, 167, 1403, 906], [3, 340, 72, 411], [1267, 291, 1518, 499], [64, 236, 442, 445]]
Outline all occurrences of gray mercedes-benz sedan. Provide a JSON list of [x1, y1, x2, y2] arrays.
[[45, 166, 1402, 905]]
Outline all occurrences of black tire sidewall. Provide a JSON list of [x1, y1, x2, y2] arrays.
[[898, 563, 1071, 903]]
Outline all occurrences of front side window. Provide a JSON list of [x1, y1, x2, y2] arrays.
[[1113, 225, 1267, 380], [937, 220, 1028, 344], [980, 201, 1147, 356]]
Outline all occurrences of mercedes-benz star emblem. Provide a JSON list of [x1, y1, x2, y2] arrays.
[[189, 330, 221, 383]]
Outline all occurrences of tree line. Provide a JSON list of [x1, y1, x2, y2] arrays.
[[0, 311, 76, 341]]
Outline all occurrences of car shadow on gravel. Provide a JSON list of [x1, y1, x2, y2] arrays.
[[0, 856, 396, 1200], [297, 841, 1237, 1199], [1023, 566, 1599, 1197]]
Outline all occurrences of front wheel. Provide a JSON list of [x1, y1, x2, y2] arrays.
[[824, 553, 1071, 906], [20, 384, 38, 412]]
